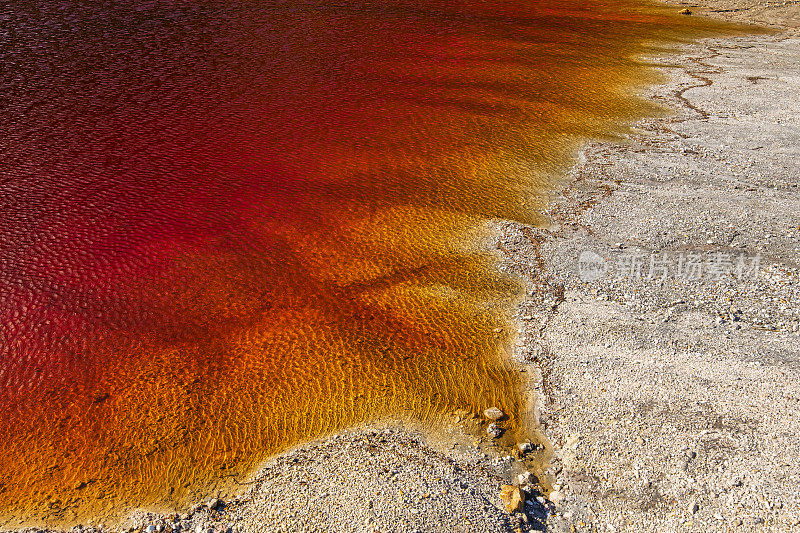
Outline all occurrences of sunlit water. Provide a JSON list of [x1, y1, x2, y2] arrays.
[[0, 1, 732, 527]]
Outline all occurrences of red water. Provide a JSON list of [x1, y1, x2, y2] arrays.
[[0, 0, 730, 527]]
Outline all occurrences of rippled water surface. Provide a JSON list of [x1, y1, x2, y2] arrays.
[[0, 0, 730, 526]]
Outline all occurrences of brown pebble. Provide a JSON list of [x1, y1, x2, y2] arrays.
[[499, 484, 525, 513]]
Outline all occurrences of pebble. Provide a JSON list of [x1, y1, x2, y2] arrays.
[[518, 442, 533, 454], [146, 527, 157, 533], [484, 407, 505, 420], [487, 423, 503, 438], [549, 490, 565, 504], [499, 484, 525, 513], [208, 498, 222, 510]]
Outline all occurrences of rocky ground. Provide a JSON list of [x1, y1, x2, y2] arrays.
[[670, 0, 800, 28], [496, 16, 800, 533], [9, 3, 800, 533]]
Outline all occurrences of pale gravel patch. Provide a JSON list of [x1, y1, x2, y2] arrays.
[[497, 30, 800, 532]]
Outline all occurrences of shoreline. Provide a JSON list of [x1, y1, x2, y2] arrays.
[[500, 4, 800, 529], [6, 5, 799, 533]]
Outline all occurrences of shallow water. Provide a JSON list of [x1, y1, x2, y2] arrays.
[[0, 0, 730, 527]]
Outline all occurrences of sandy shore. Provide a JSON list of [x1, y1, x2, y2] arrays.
[[497, 3, 800, 531], [8, 4, 800, 533]]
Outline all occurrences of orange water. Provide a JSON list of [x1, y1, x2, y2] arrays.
[[0, 1, 733, 527]]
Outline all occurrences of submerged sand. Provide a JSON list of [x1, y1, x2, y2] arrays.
[[6, 3, 800, 533]]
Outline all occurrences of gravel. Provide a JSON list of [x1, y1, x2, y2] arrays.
[[495, 11, 800, 531]]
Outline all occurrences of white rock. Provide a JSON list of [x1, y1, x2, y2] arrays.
[[484, 407, 504, 420]]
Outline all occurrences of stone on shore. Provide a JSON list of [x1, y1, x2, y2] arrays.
[[499, 484, 525, 513], [486, 423, 503, 438]]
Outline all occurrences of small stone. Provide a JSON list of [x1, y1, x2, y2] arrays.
[[517, 472, 533, 485], [689, 500, 699, 514], [565, 434, 580, 448], [208, 498, 222, 510], [518, 442, 533, 454], [487, 423, 503, 438], [484, 407, 505, 420], [499, 484, 525, 513], [549, 490, 565, 504], [145, 526, 157, 533], [679, 7, 692, 14]]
